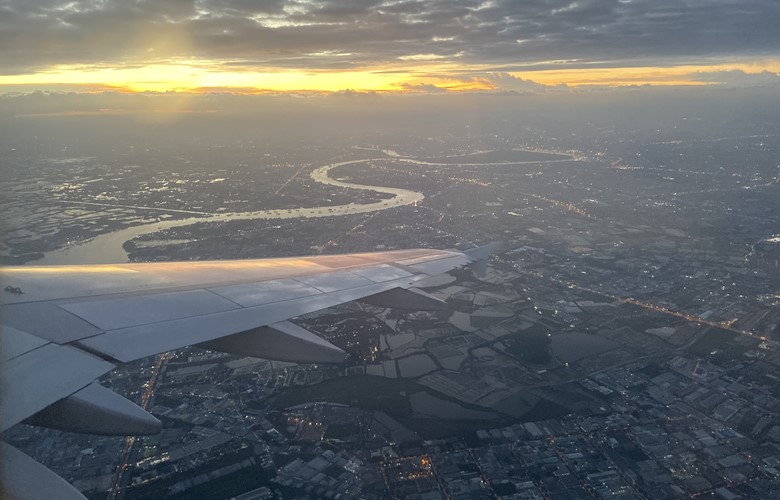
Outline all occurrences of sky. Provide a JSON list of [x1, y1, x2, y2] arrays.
[[1, 0, 779, 94]]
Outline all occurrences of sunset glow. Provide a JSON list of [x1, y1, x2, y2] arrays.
[[1, 0, 778, 95], [3, 59, 780, 94]]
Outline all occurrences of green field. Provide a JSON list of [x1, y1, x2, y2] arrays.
[[505, 325, 552, 364], [686, 327, 755, 364]]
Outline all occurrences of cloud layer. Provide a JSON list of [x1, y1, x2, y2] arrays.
[[2, 0, 779, 76]]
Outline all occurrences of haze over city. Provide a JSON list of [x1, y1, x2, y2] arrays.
[[2, 1, 780, 499]]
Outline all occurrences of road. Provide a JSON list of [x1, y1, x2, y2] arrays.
[[515, 267, 775, 348], [106, 353, 170, 500]]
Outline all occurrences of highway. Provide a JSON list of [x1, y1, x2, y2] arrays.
[[516, 267, 775, 348], [106, 352, 170, 500]]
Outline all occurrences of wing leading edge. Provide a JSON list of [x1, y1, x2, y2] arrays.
[[0, 244, 501, 499]]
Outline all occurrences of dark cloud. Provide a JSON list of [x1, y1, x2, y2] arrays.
[[0, 0, 779, 75]]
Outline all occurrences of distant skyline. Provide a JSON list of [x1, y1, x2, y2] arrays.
[[1, 0, 779, 93]]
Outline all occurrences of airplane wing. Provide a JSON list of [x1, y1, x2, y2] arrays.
[[0, 244, 501, 499]]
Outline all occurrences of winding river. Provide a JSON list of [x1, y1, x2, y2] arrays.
[[35, 159, 424, 265]]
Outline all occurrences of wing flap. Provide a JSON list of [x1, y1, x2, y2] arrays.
[[359, 287, 448, 311], [24, 383, 161, 436], [200, 320, 347, 364]]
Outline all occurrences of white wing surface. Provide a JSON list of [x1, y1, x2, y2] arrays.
[[0, 245, 500, 499]]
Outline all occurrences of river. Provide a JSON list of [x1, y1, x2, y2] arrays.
[[35, 159, 424, 265]]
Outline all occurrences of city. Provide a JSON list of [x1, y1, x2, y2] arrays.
[[2, 97, 779, 498]]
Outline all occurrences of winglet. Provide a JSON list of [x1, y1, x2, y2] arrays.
[[463, 242, 505, 277], [463, 241, 506, 262]]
